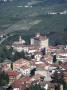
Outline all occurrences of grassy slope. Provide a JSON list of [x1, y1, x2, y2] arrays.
[[0, 2, 67, 33], [0, 1, 67, 45]]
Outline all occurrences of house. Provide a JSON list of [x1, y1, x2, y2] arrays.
[[6, 70, 21, 83], [13, 58, 30, 70], [11, 79, 27, 90], [12, 36, 27, 52], [57, 52, 67, 62], [13, 36, 25, 45], [34, 52, 42, 61], [11, 76, 34, 90], [27, 45, 39, 54], [12, 44, 28, 52], [43, 55, 53, 64], [12, 43, 39, 54], [18, 66, 31, 76]]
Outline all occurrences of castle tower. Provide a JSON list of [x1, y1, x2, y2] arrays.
[[19, 36, 25, 44], [19, 36, 22, 43], [30, 33, 49, 48]]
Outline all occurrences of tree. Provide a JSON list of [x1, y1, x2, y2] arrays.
[[11, 62, 13, 70], [58, 61, 62, 65], [30, 68, 36, 77], [53, 55, 57, 63], [6, 85, 13, 90], [0, 45, 12, 62], [51, 69, 66, 90], [0, 71, 9, 86], [28, 84, 45, 90], [41, 48, 45, 55], [12, 51, 25, 61]]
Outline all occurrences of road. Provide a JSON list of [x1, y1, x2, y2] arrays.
[[0, 36, 8, 44]]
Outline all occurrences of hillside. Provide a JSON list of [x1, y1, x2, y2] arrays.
[[0, 0, 67, 32], [0, 0, 67, 45]]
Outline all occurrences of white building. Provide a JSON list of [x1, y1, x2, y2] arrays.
[[34, 53, 42, 61], [57, 52, 67, 62], [12, 36, 27, 52], [30, 33, 49, 49], [12, 36, 25, 45], [18, 66, 31, 76], [17, 65, 36, 76], [12, 44, 28, 52]]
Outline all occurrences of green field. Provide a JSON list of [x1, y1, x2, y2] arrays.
[[0, 1, 67, 45], [0, 2, 67, 33]]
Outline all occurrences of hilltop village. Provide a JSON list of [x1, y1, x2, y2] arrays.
[[0, 33, 67, 90]]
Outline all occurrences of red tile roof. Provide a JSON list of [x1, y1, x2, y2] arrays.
[[7, 71, 19, 78], [12, 80, 25, 88], [12, 77, 32, 89]]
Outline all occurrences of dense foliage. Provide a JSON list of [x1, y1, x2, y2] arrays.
[[51, 68, 67, 90], [0, 45, 31, 62], [28, 84, 45, 90], [0, 71, 9, 86], [0, 45, 13, 62]]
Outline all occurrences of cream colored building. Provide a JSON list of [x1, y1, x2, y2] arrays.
[[30, 33, 49, 48]]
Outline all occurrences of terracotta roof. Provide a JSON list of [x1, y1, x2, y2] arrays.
[[22, 77, 32, 82], [35, 61, 49, 69], [12, 77, 32, 89], [14, 58, 30, 65], [7, 71, 19, 78], [60, 62, 67, 70], [21, 65, 30, 70], [12, 79, 25, 88]]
